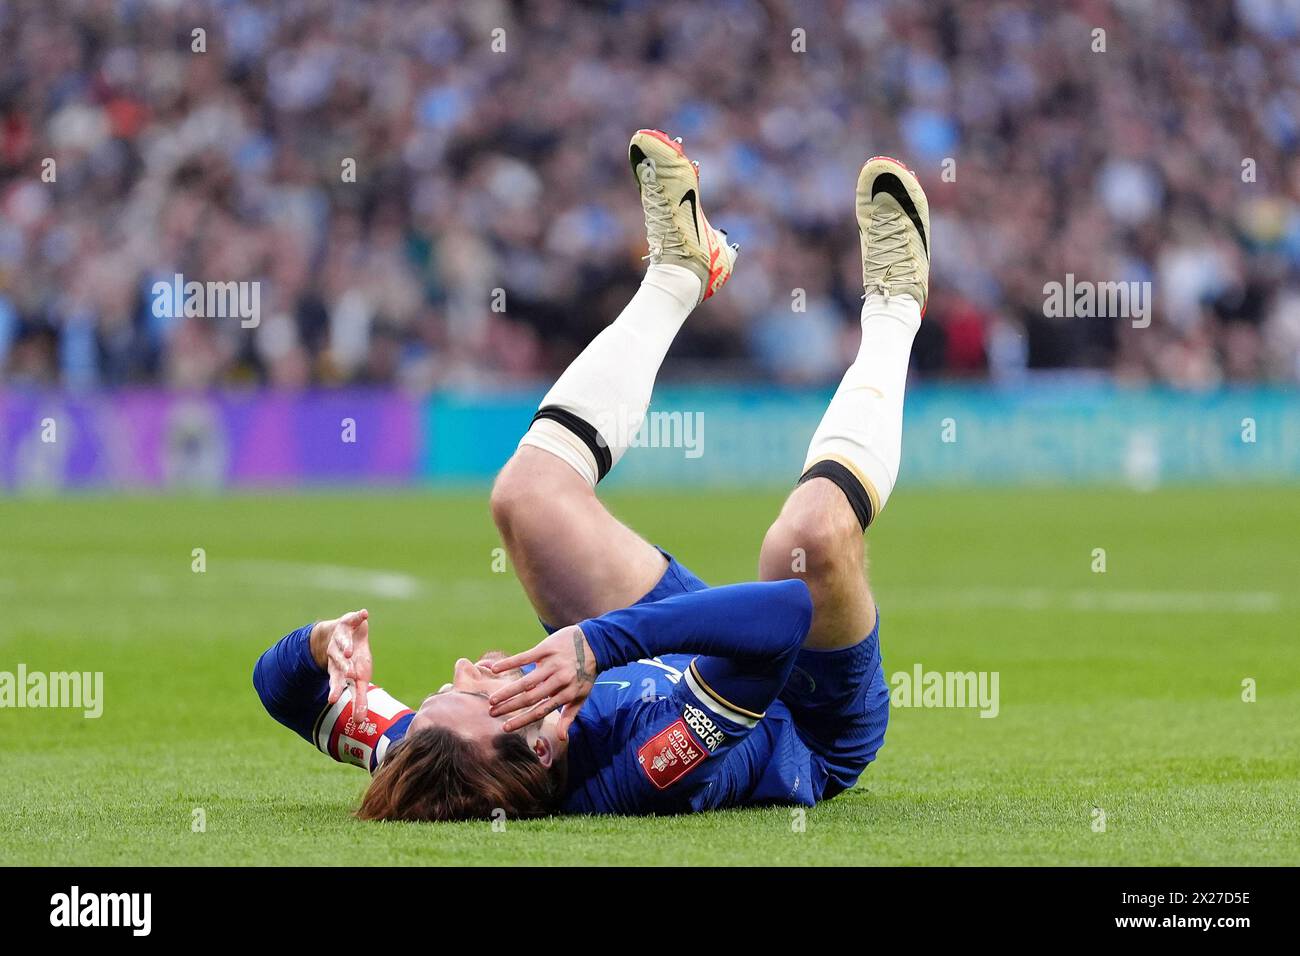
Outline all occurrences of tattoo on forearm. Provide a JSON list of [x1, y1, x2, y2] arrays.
[[574, 632, 594, 686]]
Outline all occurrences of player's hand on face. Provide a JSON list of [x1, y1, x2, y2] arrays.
[[325, 609, 373, 724], [487, 625, 597, 741]]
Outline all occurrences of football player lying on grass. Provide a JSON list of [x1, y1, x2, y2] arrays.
[[254, 129, 930, 820]]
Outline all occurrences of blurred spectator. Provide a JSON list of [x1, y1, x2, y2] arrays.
[[0, 0, 1297, 390]]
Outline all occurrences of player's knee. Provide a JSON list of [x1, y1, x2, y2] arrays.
[[759, 497, 860, 587], [489, 457, 532, 537]]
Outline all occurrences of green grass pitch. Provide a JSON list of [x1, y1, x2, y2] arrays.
[[1, 486, 1297, 866]]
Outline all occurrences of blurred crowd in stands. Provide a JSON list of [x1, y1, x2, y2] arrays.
[[2, 0, 1299, 390]]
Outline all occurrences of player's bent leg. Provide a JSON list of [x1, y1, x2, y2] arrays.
[[759, 156, 930, 652], [492, 129, 738, 629], [491, 445, 667, 627], [759, 476, 889, 802], [758, 477, 876, 650]]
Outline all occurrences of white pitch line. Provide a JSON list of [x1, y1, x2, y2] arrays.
[[4, 561, 1280, 615], [230, 560, 426, 600], [885, 587, 1281, 614]]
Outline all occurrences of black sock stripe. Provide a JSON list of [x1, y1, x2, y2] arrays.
[[798, 460, 873, 531], [531, 406, 612, 481]]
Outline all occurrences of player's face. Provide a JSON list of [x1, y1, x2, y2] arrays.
[[408, 654, 560, 764]]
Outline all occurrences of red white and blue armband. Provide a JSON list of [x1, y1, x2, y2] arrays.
[[254, 624, 415, 773], [313, 685, 414, 773]]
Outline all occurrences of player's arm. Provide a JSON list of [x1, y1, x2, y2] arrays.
[[489, 579, 813, 735], [252, 609, 413, 772]]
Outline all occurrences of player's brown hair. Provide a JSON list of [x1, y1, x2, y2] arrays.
[[356, 726, 562, 822]]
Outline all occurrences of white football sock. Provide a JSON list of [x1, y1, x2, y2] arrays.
[[519, 263, 701, 485], [801, 292, 922, 528]]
